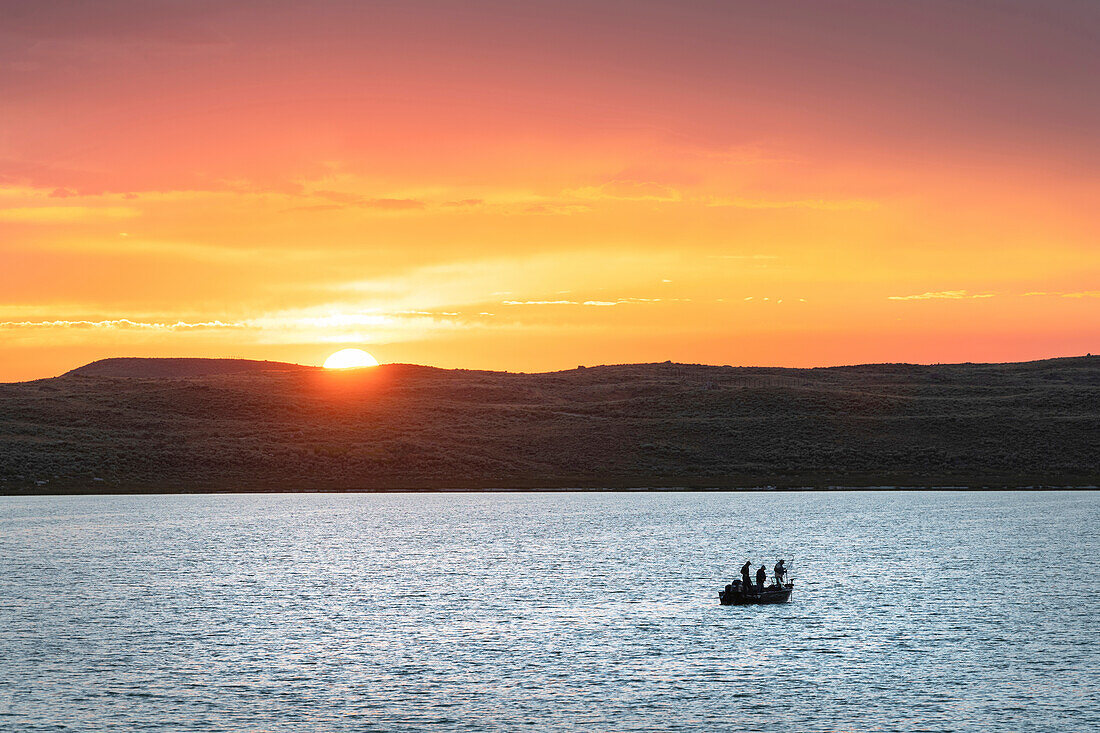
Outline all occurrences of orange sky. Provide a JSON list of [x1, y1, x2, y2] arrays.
[[2, 1, 1098, 381]]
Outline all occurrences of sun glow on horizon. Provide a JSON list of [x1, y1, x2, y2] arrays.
[[323, 348, 380, 369], [1, 2, 1098, 382]]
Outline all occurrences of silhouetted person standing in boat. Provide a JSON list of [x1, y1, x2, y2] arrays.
[[756, 564, 767, 590], [740, 561, 752, 590], [774, 559, 786, 585]]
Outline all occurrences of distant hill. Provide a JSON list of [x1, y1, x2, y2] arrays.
[[66, 357, 318, 378], [2, 356, 1098, 492]]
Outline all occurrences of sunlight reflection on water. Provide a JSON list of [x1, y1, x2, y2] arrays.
[[1, 491, 1097, 731]]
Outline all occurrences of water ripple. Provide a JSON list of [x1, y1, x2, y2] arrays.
[[1, 491, 1097, 731]]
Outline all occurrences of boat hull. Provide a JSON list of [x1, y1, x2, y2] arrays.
[[719, 584, 793, 605]]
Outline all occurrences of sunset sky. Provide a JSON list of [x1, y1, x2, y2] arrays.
[[2, 0, 1097, 381]]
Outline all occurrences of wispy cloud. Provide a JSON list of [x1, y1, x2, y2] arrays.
[[329, 251, 682, 309], [888, 290, 995, 301], [246, 307, 491, 345], [0, 319, 244, 330], [1023, 291, 1100, 298], [890, 290, 1100, 302], [712, 254, 780, 262], [0, 206, 140, 222], [560, 180, 873, 212], [565, 180, 681, 202], [0, 308, 492, 346], [310, 190, 426, 210], [501, 297, 687, 307], [520, 203, 592, 215], [706, 197, 877, 211]]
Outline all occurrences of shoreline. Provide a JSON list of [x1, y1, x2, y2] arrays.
[[4, 483, 1097, 496]]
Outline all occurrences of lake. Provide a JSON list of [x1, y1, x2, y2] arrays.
[[1, 491, 1097, 731]]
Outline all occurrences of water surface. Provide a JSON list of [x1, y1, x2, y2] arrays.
[[2, 491, 1097, 731]]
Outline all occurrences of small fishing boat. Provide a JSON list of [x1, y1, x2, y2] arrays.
[[719, 580, 793, 605]]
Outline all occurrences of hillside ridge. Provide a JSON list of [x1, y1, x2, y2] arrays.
[[49, 353, 1100, 382], [64, 357, 319, 379], [3, 355, 1097, 492]]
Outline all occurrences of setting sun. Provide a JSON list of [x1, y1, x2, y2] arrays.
[[323, 348, 379, 369]]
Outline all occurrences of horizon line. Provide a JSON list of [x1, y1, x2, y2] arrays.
[[8, 352, 1095, 384]]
